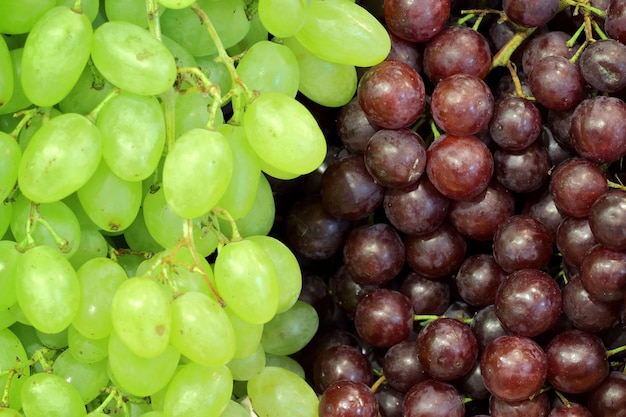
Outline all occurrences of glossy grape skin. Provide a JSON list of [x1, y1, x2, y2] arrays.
[[492, 215, 554, 273], [605, 0, 626, 44], [579, 39, 626, 93], [456, 254, 507, 307], [588, 371, 626, 417], [579, 244, 626, 302], [354, 289, 414, 348], [493, 141, 551, 194], [550, 158, 608, 218], [502, 0, 559, 27], [384, 0, 450, 43], [399, 272, 450, 315], [313, 344, 372, 394], [470, 305, 510, 352], [386, 31, 422, 73], [318, 380, 378, 417], [529, 56, 584, 111], [489, 392, 550, 417], [589, 189, 626, 250], [402, 379, 465, 417], [382, 339, 427, 393], [548, 402, 593, 417], [336, 97, 380, 154], [489, 97, 542, 151], [522, 31, 577, 76], [556, 216, 598, 267], [562, 274, 621, 332]]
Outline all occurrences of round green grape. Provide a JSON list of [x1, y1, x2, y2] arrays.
[[20, 373, 86, 417], [260, 300, 319, 356], [0, 35, 14, 110], [258, 0, 311, 38]]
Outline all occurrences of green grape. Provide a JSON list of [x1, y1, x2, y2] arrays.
[[7, 303, 31, 327], [236, 40, 299, 98], [161, 35, 198, 69], [123, 210, 164, 254], [15, 245, 80, 334], [225, 306, 263, 359], [246, 235, 302, 313], [67, 325, 109, 364], [77, 159, 143, 233], [174, 91, 224, 138], [194, 54, 232, 101], [91, 21, 177, 96], [214, 239, 279, 324], [74, 257, 127, 340], [21, 373, 86, 417], [97, 93, 166, 182], [295, 0, 390, 67], [0, 202, 12, 239], [158, 0, 195, 8], [35, 326, 68, 349], [0, 113, 20, 135], [247, 366, 318, 417], [17, 108, 61, 151], [108, 330, 180, 397], [115, 253, 145, 278], [0, 407, 23, 416], [0, 35, 14, 111], [103, 0, 166, 28], [9, 322, 41, 361], [170, 291, 236, 366], [68, 229, 109, 270], [53, 350, 109, 404], [160, 0, 250, 57], [0, 49, 34, 116], [111, 276, 171, 359], [0, 327, 29, 410], [0, 0, 56, 34], [62, 193, 100, 231], [21, 6, 93, 107], [163, 362, 232, 417], [0, 308, 16, 330], [142, 187, 219, 257], [0, 241, 19, 311], [0, 132, 22, 201], [264, 354, 305, 379], [218, 400, 249, 417], [138, 412, 164, 417], [216, 124, 261, 220], [260, 300, 318, 356], [58, 60, 115, 115], [10, 195, 82, 257], [227, 343, 265, 381], [258, 0, 311, 38], [163, 128, 233, 219], [226, 11, 269, 56], [18, 112, 102, 203], [55, 0, 99, 21], [243, 92, 326, 176], [282, 36, 357, 107]]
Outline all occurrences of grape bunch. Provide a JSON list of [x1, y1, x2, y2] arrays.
[[0, 0, 393, 417]]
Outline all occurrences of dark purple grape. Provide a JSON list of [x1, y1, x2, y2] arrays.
[[502, 0, 560, 28], [556, 216, 598, 267], [548, 402, 593, 417], [422, 25, 492, 84], [336, 97, 380, 154], [489, 96, 542, 151], [383, 0, 450, 43], [529, 55, 585, 111], [521, 187, 565, 240], [375, 384, 403, 417], [541, 124, 576, 166], [588, 371, 626, 416], [493, 140, 551, 194], [354, 289, 414, 348], [318, 380, 378, 417], [402, 379, 465, 417], [382, 339, 428, 393], [549, 157, 608, 218], [589, 189, 626, 251], [364, 128, 427, 189], [480, 335, 548, 402], [579, 39, 626, 93], [605, 0, 626, 44], [357, 60, 426, 129], [331, 265, 379, 320], [562, 274, 621, 332], [579, 243, 626, 302], [430, 74, 494, 136], [386, 31, 422, 73], [522, 31, 578, 76], [454, 359, 490, 401], [470, 305, 511, 352], [398, 272, 450, 315], [456, 254, 507, 307], [426, 134, 494, 201], [313, 344, 373, 393], [489, 392, 550, 417]]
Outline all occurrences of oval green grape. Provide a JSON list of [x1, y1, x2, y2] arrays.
[[0, 0, 56, 35], [261, 300, 319, 356], [20, 372, 86, 417], [258, 0, 311, 38], [0, 132, 20, 203], [0, 35, 13, 110]]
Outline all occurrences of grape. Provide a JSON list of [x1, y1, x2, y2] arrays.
[[335, 97, 380, 154], [0, 327, 30, 410], [91, 21, 177, 96], [247, 366, 319, 417], [529, 55, 585, 112], [0, 202, 12, 240], [227, 343, 266, 381], [354, 289, 413, 348], [0, 241, 20, 312], [162, 362, 233, 417], [562, 275, 620, 333], [96, 92, 165, 182], [0, 309, 16, 330], [0, 35, 13, 110], [258, 0, 310, 38], [214, 239, 279, 324], [503, 0, 560, 27], [403, 379, 465, 417], [110, 276, 171, 359], [20, 6, 92, 107], [225, 307, 264, 359], [57, 61, 115, 116], [163, 128, 233, 219], [313, 344, 372, 393], [384, 0, 450, 43], [549, 157, 608, 218], [382, 339, 427, 393], [399, 272, 451, 316], [170, 291, 236, 367], [103, 0, 152, 27], [52, 350, 109, 403], [579, 244, 626, 302], [295, 0, 390, 67], [579, 39, 626, 93], [492, 215, 553, 273], [77, 159, 142, 232], [282, 36, 357, 108], [260, 300, 319, 356], [318, 380, 378, 417], [0, 49, 33, 116], [18, 112, 102, 203], [20, 373, 86, 417], [219, 401, 250, 417], [0, 408, 23, 417], [243, 92, 326, 177], [0, 0, 56, 35], [158, 0, 195, 9], [605, 0, 626, 44], [588, 371, 626, 416], [489, 393, 550, 417], [68, 229, 108, 270], [174, 90, 224, 138], [522, 31, 578, 76], [15, 245, 80, 333], [123, 209, 164, 253], [489, 96, 542, 151], [55, 0, 99, 21], [236, 40, 300, 98], [35, 327, 68, 349], [589, 189, 626, 250], [228, 12, 270, 56], [67, 325, 109, 364], [455, 254, 506, 307], [493, 140, 551, 194]]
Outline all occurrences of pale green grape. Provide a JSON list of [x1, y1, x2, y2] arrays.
[[246, 235, 302, 313], [0, 49, 34, 116], [108, 330, 180, 397], [111, 276, 171, 358], [10, 195, 81, 257], [18, 112, 102, 203], [161, 35, 198, 69], [261, 300, 318, 356], [247, 366, 318, 417], [225, 307, 264, 359], [74, 257, 127, 340], [115, 253, 145, 277], [138, 412, 164, 417], [0, 0, 56, 34], [17, 108, 61, 152], [77, 160, 142, 232], [258, 0, 311, 38], [68, 229, 109, 270], [0, 202, 12, 239], [0, 406, 23, 416], [236, 40, 299, 98], [219, 400, 249, 417], [55, 0, 99, 21], [63, 193, 100, 231], [0, 308, 16, 330], [15, 245, 80, 333], [170, 291, 236, 367], [21, 6, 93, 106], [58, 60, 115, 115], [97, 93, 165, 182], [123, 210, 164, 253], [227, 343, 265, 381], [163, 128, 233, 219], [194, 54, 232, 100], [53, 350, 109, 404], [67, 325, 109, 364], [174, 91, 224, 138], [0, 35, 14, 111], [163, 362, 232, 417], [158, 0, 195, 8], [264, 354, 305, 379], [91, 21, 177, 96], [35, 326, 68, 349], [226, 11, 269, 56], [214, 239, 279, 324], [216, 124, 261, 220], [160, 0, 250, 57], [282, 36, 357, 107], [295, 0, 390, 67], [243, 92, 326, 176], [9, 322, 41, 360], [7, 303, 30, 327], [0, 132, 22, 201], [0, 241, 20, 311], [103, 0, 152, 27], [0, 327, 29, 410], [20, 373, 86, 417]]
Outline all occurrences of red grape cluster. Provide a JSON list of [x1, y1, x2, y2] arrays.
[[272, 0, 626, 416]]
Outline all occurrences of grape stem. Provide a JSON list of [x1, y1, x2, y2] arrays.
[[176, 66, 223, 131], [72, 0, 83, 13], [211, 206, 242, 242], [15, 202, 71, 253], [506, 61, 534, 100], [606, 344, 626, 358], [159, 87, 178, 153], [145, 0, 163, 41], [370, 375, 386, 393], [0, 368, 16, 408], [85, 88, 121, 123], [554, 390, 572, 408], [9, 108, 39, 139]]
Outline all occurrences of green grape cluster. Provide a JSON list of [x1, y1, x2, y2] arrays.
[[0, 0, 391, 416]]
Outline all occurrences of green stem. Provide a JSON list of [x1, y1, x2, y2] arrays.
[[606, 344, 626, 358], [567, 22, 586, 48], [145, 0, 162, 41], [85, 88, 120, 123], [10, 108, 39, 139], [211, 206, 242, 242], [490, 26, 537, 70], [34, 217, 70, 253], [159, 87, 178, 153], [593, 20, 609, 40], [72, 0, 83, 13]]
